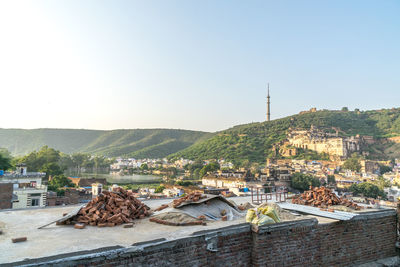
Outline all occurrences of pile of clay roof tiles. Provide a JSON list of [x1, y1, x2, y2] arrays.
[[292, 186, 361, 210], [58, 187, 151, 227], [153, 192, 207, 212]]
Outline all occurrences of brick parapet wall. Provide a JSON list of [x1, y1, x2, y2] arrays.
[[252, 210, 397, 267], [14, 210, 397, 267], [0, 183, 13, 209]]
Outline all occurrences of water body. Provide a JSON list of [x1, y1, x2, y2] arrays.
[[77, 173, 162, 184]]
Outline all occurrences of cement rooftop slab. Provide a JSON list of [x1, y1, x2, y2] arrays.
[[0, 196, 374, 264], [0, 197, 254, 264]]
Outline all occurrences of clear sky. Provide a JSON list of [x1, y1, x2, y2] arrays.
[[0, 0, 399, 132]]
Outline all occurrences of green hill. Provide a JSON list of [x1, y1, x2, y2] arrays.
[[2, 108, 400, 161], [0, 128, 210, 158], [169, 108, 400, 164]]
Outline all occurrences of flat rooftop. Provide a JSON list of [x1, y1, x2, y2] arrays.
[[0, 196, 384, 264], [0, 197, 255, 264]]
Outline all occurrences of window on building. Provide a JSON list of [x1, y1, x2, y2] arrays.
[[31, 198, 40, 206]]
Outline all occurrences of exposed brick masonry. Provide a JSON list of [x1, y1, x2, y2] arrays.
[[14, 210, 397, 267], [0, 183, 13, 209]]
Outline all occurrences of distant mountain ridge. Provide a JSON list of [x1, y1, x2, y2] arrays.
[[2, 108, 400, 161], [0, 128, 211, 158]]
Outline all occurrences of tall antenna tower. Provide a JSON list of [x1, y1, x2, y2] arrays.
[[266, 83, 271, 121]]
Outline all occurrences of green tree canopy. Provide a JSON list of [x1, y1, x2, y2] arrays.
[[349, 182, 386, 199], [48, 175, 74, 190], [373, 176, 390, 190], [379, 165, 392, 175], [187, 160, 204, 173], [140, 163, 149, 170], [0, 148, 12, 171], [192, 168, 201, 179], [40, 162, 63, 178], [15, 146, 61, 172], [291, 173, 321, 191], [199, 162, 220, 177], [155, 185, 165, 193], [250, 162, 260, 175], [342, 153, 362, 172], [71, 153, 91, 171], [327, 175, 336, 184]]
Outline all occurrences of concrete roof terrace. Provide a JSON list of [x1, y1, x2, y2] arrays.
[[0, 196, 387, 265]]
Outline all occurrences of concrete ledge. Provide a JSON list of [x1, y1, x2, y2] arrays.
[[252, 218, 318, 234], [129, 235, 204, 253], [131, 238, 167, 247], [8, 246, 125, 267], [352, 209, 396, 221], [191, 222, 250, 237]]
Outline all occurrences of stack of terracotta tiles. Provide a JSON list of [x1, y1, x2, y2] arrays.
[[292, 186, 361, 210], [171, 192, 207, 208], [58, 187, 151, 227]]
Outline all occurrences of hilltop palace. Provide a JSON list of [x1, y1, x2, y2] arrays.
[[286, 125, 374, 159]]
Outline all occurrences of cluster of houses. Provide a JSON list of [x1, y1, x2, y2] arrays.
[[110, 157, 234, 173], [201, 158, 400, 198], [110, 158, 183, 171], [2, 156, 400, 211], [0, 161, 195, 210], [0, 164, 109, 210], [0, 164, 48, 209]]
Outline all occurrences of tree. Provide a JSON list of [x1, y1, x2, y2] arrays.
[[13, 146, 64, 179], [379, 165, 392, 175], [175, 180, 194, 186], [193, 168, 201, 179], [48, 175, 75, 192], [188, 160, 204, 173], [37, 146, 60, 163], [250, 162, 260, 175], [342, 153, 361, 172], [373, 176, 390, 190], [327, 175, 336, 184], [199, 162, 220, 177], [349, 182, 386, 199], [155, 185, 165, 193], [71, 153, 90, 174], [15, 146, 62, 172], [140, 163, 149, 171], [341, 107, 349, 112], [241, 159, 251, 169], [59, 153, 75, 171], [291, 173, 321, 191], [0, 148, 12, 170], [40, 162, 63, 178]]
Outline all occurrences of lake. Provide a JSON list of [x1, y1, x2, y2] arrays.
[[76, 173, 162, 184]]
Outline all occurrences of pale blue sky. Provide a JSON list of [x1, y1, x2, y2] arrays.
[[0, 0, 399, 132]]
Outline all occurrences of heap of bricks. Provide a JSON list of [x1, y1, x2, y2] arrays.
[[292, 186, 361, 210], [58, 187, 151, 227], [172, 192, 207, 208]]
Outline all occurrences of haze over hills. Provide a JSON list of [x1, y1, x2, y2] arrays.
[[1, 108, 400, 161], [0, 128, 211, 158]]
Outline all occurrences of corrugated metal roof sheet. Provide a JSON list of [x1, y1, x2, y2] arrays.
[[278, 202, 357, 221]]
